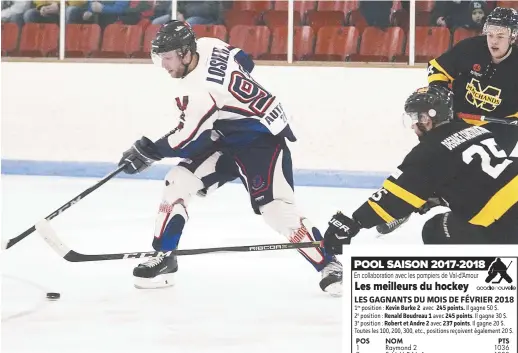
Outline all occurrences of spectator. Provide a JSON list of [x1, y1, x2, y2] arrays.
[[65, 1, 88, 24], [23, 1, 86, 24], [464, 0, 487, 30], [23, 1, 60, 24], [81, 1, 128, 28], [360, 1, 392, 28], [152, 1, 222, 26], [430, 0, 471, 29], [2, 1, 31, 26], [150, 0, 171, 25], [119, 0, 154, 25]]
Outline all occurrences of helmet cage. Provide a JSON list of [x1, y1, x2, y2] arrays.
[[483, 7, 518, 43], [403, 86, 454, 128]]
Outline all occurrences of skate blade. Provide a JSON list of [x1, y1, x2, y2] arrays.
[[324, 282, 343, 297], [376, 216, 410, 237], [134, 273, 175, 289]]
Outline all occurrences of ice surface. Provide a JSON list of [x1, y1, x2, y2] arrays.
[[2, 176, 342, 353], [1, 175, 446, 353]]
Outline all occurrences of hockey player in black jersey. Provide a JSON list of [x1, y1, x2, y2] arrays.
[[376, 6, 518, 236], [323, 85, 518, 251], [427, 6, 518, 156]]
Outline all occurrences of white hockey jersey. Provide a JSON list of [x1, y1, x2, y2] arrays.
[[155, 37, 295, 158]]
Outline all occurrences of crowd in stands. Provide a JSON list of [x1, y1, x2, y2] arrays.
[[431, 0, 489, 30], [1, 1, 517, 61], [2, 1, 225, 27]]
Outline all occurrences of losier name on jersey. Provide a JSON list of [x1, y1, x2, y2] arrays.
[[206, 46, 230, 85]]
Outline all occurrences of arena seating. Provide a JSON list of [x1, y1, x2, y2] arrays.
[[1, 0, 490, 62]]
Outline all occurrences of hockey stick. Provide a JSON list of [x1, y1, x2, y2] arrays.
[[457, 113, 518, 126], [3, 126, 183, 251], [35, 220, 323, 263], [3, 165, 126, 250]]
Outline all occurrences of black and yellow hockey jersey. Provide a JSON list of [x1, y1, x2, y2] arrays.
[[428, 35, 518, 120], [427, 35, 518, 158], [352, 120, 518, 231]]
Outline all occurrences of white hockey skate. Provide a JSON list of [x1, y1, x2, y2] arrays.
[[319, 259, 343, 297], [133, 254, 178, 289]]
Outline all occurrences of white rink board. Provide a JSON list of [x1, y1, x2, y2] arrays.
[[2, 62, 426, 174]]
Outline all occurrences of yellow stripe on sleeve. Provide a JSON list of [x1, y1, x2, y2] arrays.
[[469, 176, 518, 227], [383, 180, 427, 208], [429, 59, 454, 82], [428, 73, 450, 83], [367, 200, 395, 223]]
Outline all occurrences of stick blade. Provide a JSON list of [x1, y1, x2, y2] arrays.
[[35, 220, 71, 257]]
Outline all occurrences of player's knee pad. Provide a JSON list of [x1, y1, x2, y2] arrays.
[[259, 199, 300, 236], [153, 167, 202, 251], [163, 166, 204, 199], [259, 200, 331, 271], [422, 212, 451, 244]]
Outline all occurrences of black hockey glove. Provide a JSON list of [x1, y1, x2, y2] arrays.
[[323, 212, 361, 255], [417, 196, 449, 215], [119, 136, 163, 175]]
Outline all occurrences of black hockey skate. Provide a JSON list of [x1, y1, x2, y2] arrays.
[[319, 259, 343, 297], [133, 254, 178, 289], [376, 215, 410, 235]]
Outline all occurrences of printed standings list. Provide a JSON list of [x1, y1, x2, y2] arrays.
[[351, 257, 517, 353]]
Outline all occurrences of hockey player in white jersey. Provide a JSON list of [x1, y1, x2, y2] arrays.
[[118, 20, 342, 296]]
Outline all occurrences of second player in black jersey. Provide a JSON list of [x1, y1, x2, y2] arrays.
[[323, 85, 518, 250], [373, 6, 518, 237], [427, 6, 518, 156]]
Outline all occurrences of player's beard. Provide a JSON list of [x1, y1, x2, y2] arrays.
[[181, 53, 198, 78], [416, 122, 429, 140], [181, 63, 189, 78]]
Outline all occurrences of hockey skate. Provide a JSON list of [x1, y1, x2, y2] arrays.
[[319, 259, 343, 297], [133, 254, 178, 289], [376, 215, 410, 236]]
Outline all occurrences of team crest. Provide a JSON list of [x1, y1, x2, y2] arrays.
[[465, 78, 502, 112], [174, 96, 189, 129], [251, 175, 265, 191]]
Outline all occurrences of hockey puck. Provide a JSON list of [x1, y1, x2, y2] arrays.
[[46, 292, 60, 300]]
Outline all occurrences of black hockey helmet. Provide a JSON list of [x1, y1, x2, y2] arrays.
[[151, 20, 197, 57], [483, 7, 518, 42], [404, 85, 455, 126]]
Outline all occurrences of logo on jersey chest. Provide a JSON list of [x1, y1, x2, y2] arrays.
[[470, 63, 483, 77], [174, 96, 189, 129], [465, 78, 502, 112], [175, 96, 189, 112]]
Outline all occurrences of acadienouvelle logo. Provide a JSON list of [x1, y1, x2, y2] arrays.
[[478, 258, 516, 291]]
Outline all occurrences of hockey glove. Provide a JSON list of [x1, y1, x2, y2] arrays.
[[323, 212, 361, 255], [418, 196, 449, 215], [119, 136, 163, 175]]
